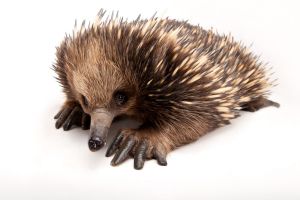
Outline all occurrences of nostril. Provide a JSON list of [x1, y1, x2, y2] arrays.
[[88, 136, 105, 152]]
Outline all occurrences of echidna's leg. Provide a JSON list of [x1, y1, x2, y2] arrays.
[[54, 100, 91, 130], [105, 118, 209, 170], [241, 96, 280, 112]]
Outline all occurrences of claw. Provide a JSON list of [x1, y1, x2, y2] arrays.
[[55, 107, 72, 129], [106, 133, 124, 157], [54, 109, 63, 119], [111, 136, 136, 166], [63, 106, 81, 131], [81, 113, 91, 130], [154, 148, 167, 166], [134, 140, 148, 170], [55, 103, 91, 131]]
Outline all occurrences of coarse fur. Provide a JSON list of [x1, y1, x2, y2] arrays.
[[53, 10, 279, 168]]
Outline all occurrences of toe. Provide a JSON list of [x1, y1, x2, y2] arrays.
[[106, 132, 124, 157], [54, 109, 63, 119], [134, 140, 148, 170], [81, 113, 91, 130], [55, 107, 72, 129], [154, 148, 168, 166], [111, 135, 136, 166], [62, 106, 80, 131]]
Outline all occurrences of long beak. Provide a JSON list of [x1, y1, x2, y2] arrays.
[[88, 109, 114, 152]]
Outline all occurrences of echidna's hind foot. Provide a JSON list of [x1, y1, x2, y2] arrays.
[[241, 96, 280, 112]]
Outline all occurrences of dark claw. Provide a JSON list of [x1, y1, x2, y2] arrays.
[[54, 109, 63, 119], [106, 133, 124, 157], [134, 141, 148, 170], [81, 113, 91, 130], [63, 106, 80, 131], [88, 136, 105, 152], [111, 136, 136, 166], [154, 148, 167, 166], [55, 103, 91, 131], [272, 101, 280, 108], [55, 107, 72, 129]]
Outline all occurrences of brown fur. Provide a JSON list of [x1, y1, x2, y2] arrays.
[[53, 10, 279, 155]]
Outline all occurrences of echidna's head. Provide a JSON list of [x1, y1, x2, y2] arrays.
[[56, 37, 138, 150]]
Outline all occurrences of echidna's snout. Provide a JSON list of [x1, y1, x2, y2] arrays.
[[88, 135, 106, 151], [88, 109, 114, 152]]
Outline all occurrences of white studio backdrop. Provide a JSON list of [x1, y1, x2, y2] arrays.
[[0, 0, 299, 199]]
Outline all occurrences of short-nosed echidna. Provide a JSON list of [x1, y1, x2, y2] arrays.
[[53, 10, 279, 169]]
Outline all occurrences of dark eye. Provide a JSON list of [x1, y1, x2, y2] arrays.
[[81, 94, 89, 107], [114, 91, 128, 106]]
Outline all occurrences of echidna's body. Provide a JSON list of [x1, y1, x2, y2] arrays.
[[54, 11, 279, 169]]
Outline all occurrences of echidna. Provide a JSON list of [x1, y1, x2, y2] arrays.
[[53, 10, 279, 170]]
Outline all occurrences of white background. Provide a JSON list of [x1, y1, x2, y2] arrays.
[[0, 0, 299, 199]]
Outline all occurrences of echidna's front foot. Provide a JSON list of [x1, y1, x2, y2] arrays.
[[54, 101, 90, 131], [106, 129, 168, 170]]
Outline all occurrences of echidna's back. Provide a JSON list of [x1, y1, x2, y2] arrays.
[[120, 18, 275, 123], [160, 19, 273, 108]]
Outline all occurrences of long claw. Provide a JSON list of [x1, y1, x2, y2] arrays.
[[106, 133, 124, 157], [154, 148, 167, 166], [111, 136, 136, 166], [55, 107, 72, 129], [63, 106, 80, 131], [134, 141, 148, 170], [54, 109, 63, 119], [81, 113, 91, 130]]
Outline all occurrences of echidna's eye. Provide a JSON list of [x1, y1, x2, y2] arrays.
[[114, 91, 128, 106], [81, 94, 89, 107]]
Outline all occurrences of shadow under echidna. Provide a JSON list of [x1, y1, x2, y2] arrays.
[[53, 10, 280, 170]]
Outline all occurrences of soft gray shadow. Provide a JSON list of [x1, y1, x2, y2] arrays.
[[107, 116, 141, 144]]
